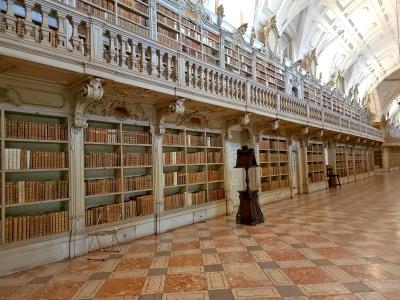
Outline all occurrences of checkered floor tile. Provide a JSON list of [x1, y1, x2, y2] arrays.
[[1, 172, 400, 299]]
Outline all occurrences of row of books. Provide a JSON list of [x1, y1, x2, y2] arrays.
[[158, 33, 180, 50], [124, 152, 152, 166], [86, 0, 114, 11], [85, 178, 122, 196], [187, 171, 206, 184], [164, 192, 185, 211], [307, 154, 324, 161], [163, 172, 186, 186], [4, 149, 67, 170], [186, 134, 204, 146], [308, 163, 325, 172], [118, 7, 149, 26], [156, 3, 179, 21], [85, 128, 120, 143], [163, 151, 185, 165], [122, 130, 151, 144], [208, 188, 224, 202], [259, 140, 288, 150], [309, 173, 325, 183], [124, 174, 153, 191], [85, 194, 154, 227], [119, 0, 149, 15], [181, 35, 201, 51], [260, 166, 287, 176], [157, 15, 179, 31], [261, 179, 289, 191], [308, 145, 323, 152], [207, 136, 222, 147], [118, 18, 150, 38], [189, 190, 206, 206], [163, 132, 185, 145], [207, 151, 223, 163], [77, 1, 116, 23], [164, 188, 224, 211], [6, 120, 68, 141], [85, 152, 120, 168], [5, 180, 69, 205], [208, 170, 222, 181], [186, 151, 206, 164], [5, 211, 69, 243]]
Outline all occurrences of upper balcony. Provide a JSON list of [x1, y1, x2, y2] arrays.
[[0, 0, 383, 141]]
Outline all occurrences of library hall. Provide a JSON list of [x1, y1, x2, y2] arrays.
[[0, 0, 400, 299]]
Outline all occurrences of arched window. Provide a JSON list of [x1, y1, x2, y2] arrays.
[[13, 0, 25, 18], [31, 4, 43, 25], [0, 0, 8, 13]]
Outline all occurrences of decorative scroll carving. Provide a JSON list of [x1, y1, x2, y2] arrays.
[[249, 119, 280, 143], [299, 49, 317, 78], [235, 23, 248, 46], [72, 78, 104, 131], [299, 127, 309, 135], [224, 112, 251, 140], [85, 97, 152, 122], [156, 98, 186, 136], [176, 110, 209, 128]]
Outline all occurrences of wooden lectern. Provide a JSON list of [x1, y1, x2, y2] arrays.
[[235, 146, 264, 226]]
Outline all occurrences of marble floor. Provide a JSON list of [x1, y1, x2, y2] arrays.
[[1, 172, 400, 300]]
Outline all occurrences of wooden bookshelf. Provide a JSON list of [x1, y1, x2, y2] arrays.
[[259, 136, 289, 192], [354, 147, 364, 175], [304, 82, 318, 104], [255, 56, 267, 85], [84, 120, 154, 227], [389, 148, 400, 168], [224, 41, 252, 77], [374, 149, 383, 168], [162, 127, 224, 212], [202, 28, 220, 66], [2, 111, 70, 244], [156, 3, 180, 50], [367, 148, 374, 172], [348, 147, 355, 176], [307, 142, 325, 183], [76, 0, 150, 38], [180, 17, 202, 59], [335, 145, 347, 177]]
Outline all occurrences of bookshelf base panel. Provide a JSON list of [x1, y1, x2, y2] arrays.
[[259, 188, 291, 206]]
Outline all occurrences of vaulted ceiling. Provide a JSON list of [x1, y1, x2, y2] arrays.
[[205, 0, 400, 121]]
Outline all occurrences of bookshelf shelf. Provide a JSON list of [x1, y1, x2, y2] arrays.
[[335, 145, 347, 177], [259, 136, 290, 192], [162, 127, 224, 212], [307, 141, 325, 183], [5, 168, 69, 173], [5, 198, 69, 208], [4, 138, 69, 144], [84, 120, 154, 228], [2, 111, 71, 244]]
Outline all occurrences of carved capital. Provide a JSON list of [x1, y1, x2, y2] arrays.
[[72, 78, 104, 131]]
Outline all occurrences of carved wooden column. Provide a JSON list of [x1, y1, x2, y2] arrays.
[[382, 146, 390, 172], [70, 78, 103, 256]]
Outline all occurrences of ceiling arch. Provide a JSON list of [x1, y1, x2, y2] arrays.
[[205, 0, 400, 121]]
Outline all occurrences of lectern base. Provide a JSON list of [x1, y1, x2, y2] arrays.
[[236, 190, 264, 226]]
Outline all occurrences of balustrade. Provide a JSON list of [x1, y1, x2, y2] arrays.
[[0, 0, 384, 141]]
